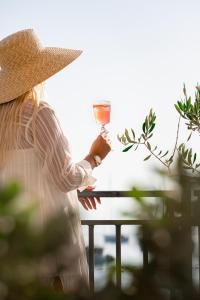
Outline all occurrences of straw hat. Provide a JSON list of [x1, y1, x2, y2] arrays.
[[0, 29, 82, 103]]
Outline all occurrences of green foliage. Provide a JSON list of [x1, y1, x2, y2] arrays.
[[0, 182, 79, 300], [178, 144, 200, 173], [118, 109, 172, 170], [142, 109, 156, 137], [175, 84, 200, 132], [91, 160, 200, 300], [1, 169, 200, 299], [116, 161, 200, 299], [118, 84, 200, 174]]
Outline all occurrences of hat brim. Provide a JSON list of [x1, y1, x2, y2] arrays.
[[0, 47, 82, 103]]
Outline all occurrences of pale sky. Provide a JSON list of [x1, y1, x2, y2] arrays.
[[1, 0, 200, 219]]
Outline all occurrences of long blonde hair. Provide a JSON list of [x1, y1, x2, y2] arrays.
[[0, 83, 45, 168]]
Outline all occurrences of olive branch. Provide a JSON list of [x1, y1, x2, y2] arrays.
[[118, 84, 200, 174], [175, 84, 200, 138]]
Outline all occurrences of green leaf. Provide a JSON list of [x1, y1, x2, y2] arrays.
[[147, 133, 153, 139], [167, 155, 173, 163], [177, 101, 183, 110], [181, 157, 188, 165], [153, 146, 158, 151], [145, 116, 149, 129], [186, 97, 191, 109], [121, 135, 127, 145], [183, 149, 188, 160], [117, 134, 122, 143], [143, 154, 151, 161], [131, 128, 135, 140], [174, 104, 186, 118], [188, 148, 192, 165], [160, 150, 169, 158], [125, 129, 133, 143], [187, 132, 192, 142], [149, 123, 155, 133], [193, 153, 197, 164], [146, 141, 151, 150], [151, 114, 156, 123], [178, 143, 184, 151], [142, 122, 146, 134], [183, 83, 187, 97], [122, 144, 134, 152]]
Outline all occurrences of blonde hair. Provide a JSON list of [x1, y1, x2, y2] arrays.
[[0, 83, 45, 168]]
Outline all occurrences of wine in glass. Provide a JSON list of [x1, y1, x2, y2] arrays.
[[93, 100, 111, 133]]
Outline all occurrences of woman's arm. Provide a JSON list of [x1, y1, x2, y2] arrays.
[[33, 102, 96, 193]]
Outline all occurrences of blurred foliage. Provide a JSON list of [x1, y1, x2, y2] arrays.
[[0, 181, 80, 300], [1, 163, 200, 299], [120, 160, 200, 300], [97, 160, 200, 299], [118, 84, 200, 174]]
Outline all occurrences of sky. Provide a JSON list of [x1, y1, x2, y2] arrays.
[[1, 0, 200, 219]]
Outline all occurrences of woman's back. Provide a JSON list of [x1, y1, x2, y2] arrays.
[[0, 99, 81, 220], [0, 98, 89, 290]]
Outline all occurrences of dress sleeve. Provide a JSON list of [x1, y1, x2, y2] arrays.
[[33, 102, 96, 193]]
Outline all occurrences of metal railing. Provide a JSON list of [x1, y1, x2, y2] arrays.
[[81, 219, 150, 293], [79, 189, 200, 294], [79, 190, 164, 293]]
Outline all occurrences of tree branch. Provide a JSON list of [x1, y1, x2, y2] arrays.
[[168, 116, 181, 167]]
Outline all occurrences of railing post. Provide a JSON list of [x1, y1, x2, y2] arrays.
[[142, 225, 148, 270], [193, 190, 200, 292], [198, 226, 200, 292], [115, 225, 121, 289], [182, 185, 193, 297], [88, 224, 94, 293]]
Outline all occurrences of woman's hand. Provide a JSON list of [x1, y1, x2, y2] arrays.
[[78, 186, 101, 210], [79, 196, 101, 210], [89, 133, 111, 160], [84, 133, 111, 169]]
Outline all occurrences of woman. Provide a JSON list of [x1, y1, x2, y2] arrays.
[[0, 29, 111, 293]]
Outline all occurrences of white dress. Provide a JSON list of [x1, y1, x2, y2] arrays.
[[0, 100, 95, 292]]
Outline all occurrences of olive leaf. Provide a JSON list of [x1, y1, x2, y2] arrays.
[[125, 128, 134, 143], [144, 154, 151, 161], [123, 144, 134, 152], [187, 132, 192, 142], [142, 122, 146, 134], [160, 150, 169, 158], [193, 153, 197, 164], [131, 128, 135, 139], [146, 142, 151, 151]]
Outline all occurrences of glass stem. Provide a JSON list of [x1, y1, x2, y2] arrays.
[[101, 125, 105, 134]]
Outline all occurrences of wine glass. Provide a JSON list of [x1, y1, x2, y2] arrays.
[[93, 100, 111, 134]]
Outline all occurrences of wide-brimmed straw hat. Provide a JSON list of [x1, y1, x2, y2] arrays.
[[0, 29, 82, 104]]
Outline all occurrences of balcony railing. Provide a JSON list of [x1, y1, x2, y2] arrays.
[[79, 189, 200, 295]]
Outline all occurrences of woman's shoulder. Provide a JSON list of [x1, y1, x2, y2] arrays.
[[37, 101, 58, 122], [38, 100, 54, 111], [22, 100, 56, 124]]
